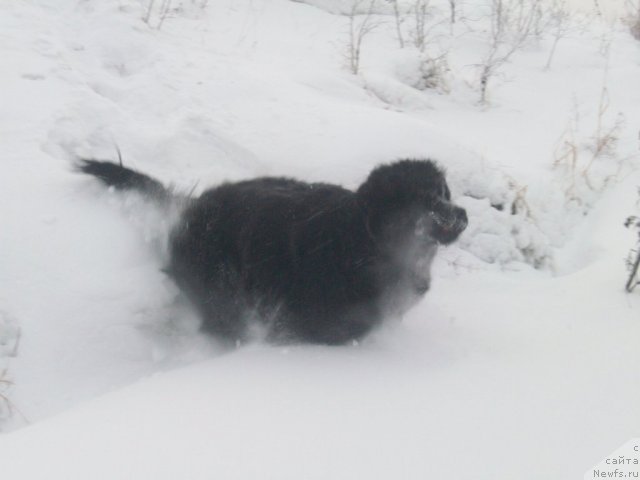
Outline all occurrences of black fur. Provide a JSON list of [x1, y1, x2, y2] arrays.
[[78, 159, 171, 204], [79, 159, 467, 345]]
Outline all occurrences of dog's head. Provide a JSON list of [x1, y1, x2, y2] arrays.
[[357, 159, 467, 299], [357, 159, 468, 248]]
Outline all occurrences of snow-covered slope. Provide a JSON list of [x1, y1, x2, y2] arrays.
[[1, 193, 639, 479], [1, 0, 639, 478]]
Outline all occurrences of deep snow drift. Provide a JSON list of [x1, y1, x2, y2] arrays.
[[0, 0, 639, 478]]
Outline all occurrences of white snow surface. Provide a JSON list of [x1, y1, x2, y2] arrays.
[[1, 0, 639, 478]]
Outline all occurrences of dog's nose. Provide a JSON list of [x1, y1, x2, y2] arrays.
[[431, 202, 468, 244], [451, 206, 468, 235]]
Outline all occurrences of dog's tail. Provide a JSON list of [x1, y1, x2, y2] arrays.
[[78, 159, 173, 204]]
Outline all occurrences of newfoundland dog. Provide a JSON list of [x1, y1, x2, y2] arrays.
[[79, 159, 467, 345]]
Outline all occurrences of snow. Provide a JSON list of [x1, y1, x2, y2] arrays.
[[1, 0, 639, 478]]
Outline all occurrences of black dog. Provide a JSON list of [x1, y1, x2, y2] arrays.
[[79, 159, 467, 345]]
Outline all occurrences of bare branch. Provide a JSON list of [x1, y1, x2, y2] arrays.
[[544, 0, 571, 70], [478, 0, 540, 105], [390, 0, 405, 48], [345, 0, 382, 75]]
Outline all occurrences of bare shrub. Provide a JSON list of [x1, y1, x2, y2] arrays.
[[449, 0, 457, 26], [415, 51, 451, 93], [553, 113, 625, 205], [143, 0, 172, 28], [389, 0, 406, 48], [0, 367, 16, 427], [553, 58, 629, 207], [593, 0, 602, 17], [411, 0, 434, 51], [389, 0, 450, 50], [625, 0, 640, 40], [345, 0, 383, 75], [388, 0, 450, 92], [478, 0, 541, 105], [543, 0, 571, 70], [142, 0, 208, 29], [0, 320, 23, 430]]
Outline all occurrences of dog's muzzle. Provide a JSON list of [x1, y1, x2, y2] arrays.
[[429, 200, 468, 245]]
